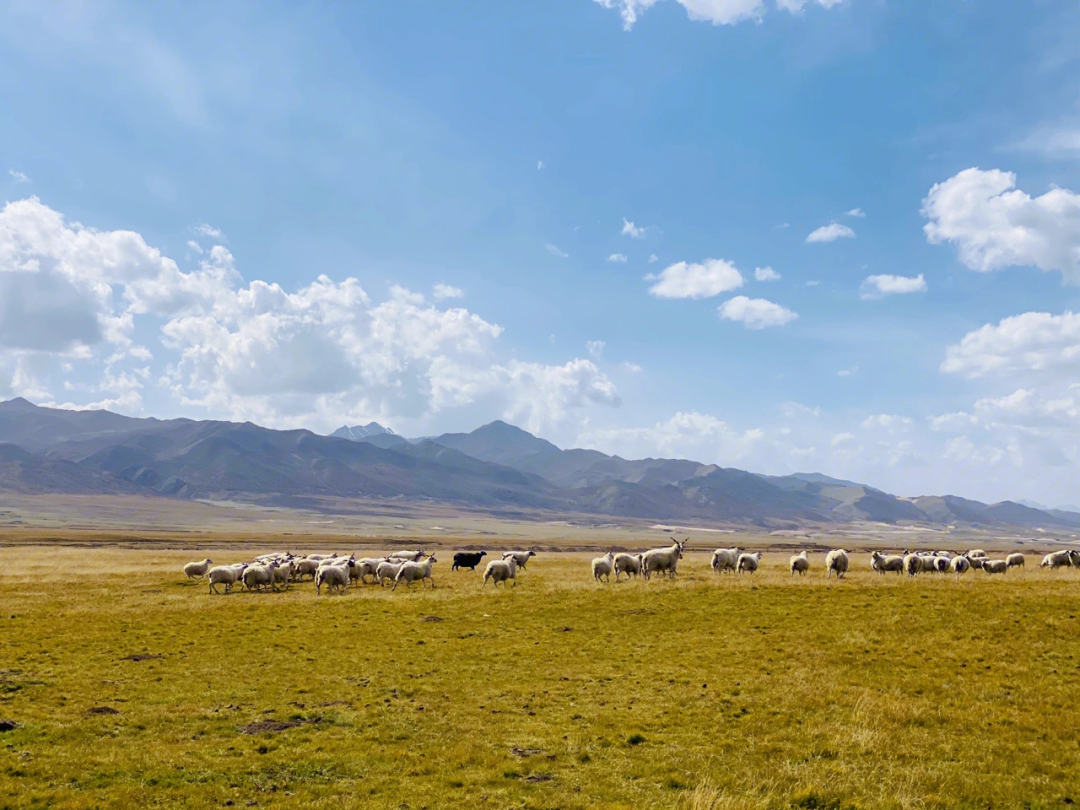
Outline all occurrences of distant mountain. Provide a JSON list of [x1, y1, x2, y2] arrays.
[[0, 398, 1077, 532]]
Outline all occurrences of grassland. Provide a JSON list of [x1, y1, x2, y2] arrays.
[[2, 545, 1080, 809]]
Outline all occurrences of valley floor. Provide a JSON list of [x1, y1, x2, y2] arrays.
[[1, 547, 1079, 809]]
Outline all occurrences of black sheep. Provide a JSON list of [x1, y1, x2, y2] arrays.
[[452, 551, 487, 571]]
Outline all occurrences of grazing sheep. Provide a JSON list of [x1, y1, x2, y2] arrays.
[[502, 550, 537, 570], [393, 555, 438, 591], [242, 561, 279, 592], [293, 558, 323, 581], [452, 551, 487, 571], [710, 547, 741, 575], [207, 563, 247, 595], [870, 551, 904, 574], [354, 558, 383, 584], [483, 556, 518, 588], [272, 560, 294, 590], [790, 550, 809, 576], [825, 549, 849, 579], [916, 554, 941, 574], [375, 560, 406, 587], [388, 550, 425, 563], [305, 553, 338, 562], [183, 558, 213, 579], [1041, 549, 1078, 569], [613, 553, 644, 581], [642, 539, 686, 581], [316, 560, 354, 594], [1006, 553, 1025, 569], [903, 553, 923, 577], [967, 549, 988, 560], [982, 559, 1008, 575], [736, 552, 762, 575], [591, 550, 615, 584], [929, 555, 951, 573], [965, 554, 986, 571], [950, 555, 971, 580]]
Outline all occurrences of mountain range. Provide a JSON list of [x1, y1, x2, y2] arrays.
[[0, 397, 1077, 532]]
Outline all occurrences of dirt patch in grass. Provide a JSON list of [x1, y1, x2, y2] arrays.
[[240, 717, 321, 734], [510, 747, 544, 757], [87, 706, 120, 715], [524, 773, 554, 783], [122, 653, 164, 662], [0, 718, 19, 731]]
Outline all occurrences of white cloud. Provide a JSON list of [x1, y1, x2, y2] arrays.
[[608, 253, 628, 263], [595, 0, 845, 30], [546, 243, 569, 259], [718, 296, 798, 329], [754, 266, 780, 282], [806, 222, 855, 243], [587, 340, 606, 359], [433, 284, 464, 300], [859, 273, 927, 300], [621, 361, 644, 373], [0, 196, 621, 434], [805, 280, 820, 287], [648, 254, 659, 263], [537, 160, 545, 170], [837, 365, 858, 377], [922, 168, 1080, 282], [579, 411, 764, 463], [194, 223, 222, 239], [621, 218, 646, 239], [8, 170, 30, 184], [1014, 123, 1080, 157], [186, 240, 204, 254], [941, 311, 1080, 381], [647, 258, 744, 299], [846, 207, 865, 218]]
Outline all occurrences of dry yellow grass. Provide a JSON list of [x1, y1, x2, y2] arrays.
[[2, 546, 1079, 809]]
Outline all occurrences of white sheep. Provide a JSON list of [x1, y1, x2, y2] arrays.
[[293, 558, 323, 581], [642, 539, 686, 581], [242, 561, 279, 592], [393, 555, 438, 591], [967, 549, 988, 560], [1005, 553, 1025, 569], [355, 558, 383, 584], [388, 550, 425, 563], [305, 553, 339, 562], [502, 550, 537, 570], [825, 549, 849, 579], [710, 547, 741, 575], [375, 560, 407, 587], [916, 554, 941, 573], [870, 551, 904, 574], [789, 550, 809, 576], [736, 551, 761, 575], [272, 560, 294, 590], [982, 559, 1008, 575], [950, 555, 971, 580], [483, 556, 517, 587], [591, 551, 615, 583], [613, 553, 643, 581], [903, 552, 923, 577], [207, 563, 247, 594], [316, 561, 354, 594], [183, 558, 213, 579], [1041, 549, 1077, 569]]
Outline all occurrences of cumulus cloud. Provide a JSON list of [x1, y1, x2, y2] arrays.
[[594, 0, 845, 30], [8, 170, 30, 184], [859, 273, 927, 300], [647, 258, 744, 299], [923, 168, 1080, 282], [0, 196, 620, 434], [621, 218, 646, 239], [608, 253, 628, 263], [194, 223, 223, 239], [648, 254, 659, 263], [941, 311, 1080, 381], [846, 207, 865, 217], [546, 243, 569, 259], [754, 266, 780, 282], [579, 411, 764, 463], [433, 284, 464, 300], [718, 296, 798, 329], [806, 222, 855, 243]]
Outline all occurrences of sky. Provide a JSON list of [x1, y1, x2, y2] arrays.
[[2, 0, 1080, 504]]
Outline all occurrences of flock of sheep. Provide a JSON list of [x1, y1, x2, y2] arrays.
[[182, 537, 1080, 595], [183, 548, 538, 594]]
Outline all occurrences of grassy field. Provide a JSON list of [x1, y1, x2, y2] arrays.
[[2, 545, 1080, 809]]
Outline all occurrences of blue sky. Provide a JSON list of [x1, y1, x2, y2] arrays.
[[2, 0, 1080, 504]]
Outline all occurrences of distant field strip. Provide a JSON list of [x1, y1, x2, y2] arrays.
[[2, 548, 1079, 809]]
